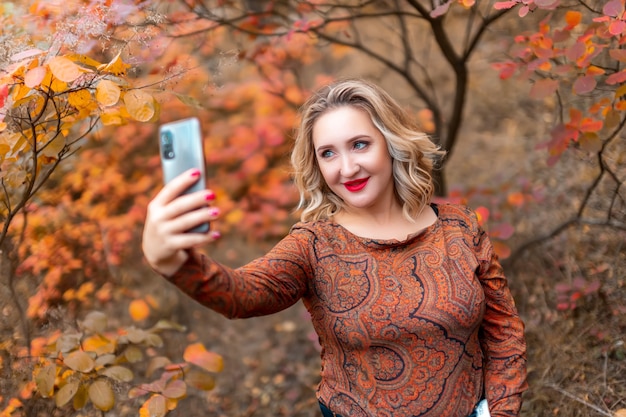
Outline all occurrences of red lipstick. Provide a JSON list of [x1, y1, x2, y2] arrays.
[[344, 178, 369, 192]]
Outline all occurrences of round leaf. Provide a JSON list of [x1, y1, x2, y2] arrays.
[[183, 343, 224, 373], [96, 79, 121, 107], [129, 299, 150, 322], [48, 56, 82, 83], [64, 350, 95, 373], [163, 380, 187, 399], [185, 368, 216, 391], [81, 311, 108, 333], [55, 380, 80, 408], [123, 90, 155, 122], [141, 394, 166, 417], [88, 380, 115, 412], [100, 365, 134, 382], [35, 363, 56, 398]]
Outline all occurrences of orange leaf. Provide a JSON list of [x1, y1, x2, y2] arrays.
[[129, 299, 151, 322], [564, 11, 581, 29], [492, 240, 511, 259], [507, 192, 526, 207], [96, 80, 121, 107], [183, 343, 224, 373], [48, 56, 83, 83], [123, 89, 155, 122], [241, 153, 267, 175]]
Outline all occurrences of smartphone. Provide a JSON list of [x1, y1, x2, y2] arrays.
[[159, 117, 210, 233]]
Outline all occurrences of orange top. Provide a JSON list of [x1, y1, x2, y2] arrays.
[[167, 203, 528, 417]]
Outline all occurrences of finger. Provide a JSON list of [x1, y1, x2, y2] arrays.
[[153, 168, 204, 206], [162, 206, 220, 235], [165, 189, 216, 220]]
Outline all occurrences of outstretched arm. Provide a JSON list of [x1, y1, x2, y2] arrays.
[[142, 168, 220, 276]]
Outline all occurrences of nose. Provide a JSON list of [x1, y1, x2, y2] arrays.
[[340, 154, 359, 177]]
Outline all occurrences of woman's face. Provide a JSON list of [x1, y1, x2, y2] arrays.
[[312, 106, 395, 214]]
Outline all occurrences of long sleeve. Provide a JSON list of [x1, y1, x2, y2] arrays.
[[473, 222, 528, 416], [164, 230, 314, 319]]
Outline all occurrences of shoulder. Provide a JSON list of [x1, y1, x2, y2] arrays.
[[289, 220, 342, 239], [435, 202, 479, 227]]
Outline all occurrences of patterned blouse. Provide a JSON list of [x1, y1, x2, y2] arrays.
[[166, 203, 528, 417]]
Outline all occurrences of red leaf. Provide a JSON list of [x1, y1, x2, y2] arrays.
[[573, 75, 596, 95], [609, 20, 626, 36], [609, 48, 626, 62], [603, 0, 623, 17], [0, 83, 8, 109], [430, 1, 452, 18], [530, 78, 559, 100], [491, 223, 515, 240], [606, 69, 626, 85], [494, 0, 519, 9]]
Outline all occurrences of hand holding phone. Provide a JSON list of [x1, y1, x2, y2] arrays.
[[159, 117, 210, 233]]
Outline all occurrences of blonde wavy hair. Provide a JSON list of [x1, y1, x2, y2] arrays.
[[291, 78, 446, 222]]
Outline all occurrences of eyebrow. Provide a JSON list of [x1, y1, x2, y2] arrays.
[[315, 134, 370, 153]]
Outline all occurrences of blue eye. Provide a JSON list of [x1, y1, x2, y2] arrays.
[[354, 141, 368, 150], [320, 149, 334, 158]]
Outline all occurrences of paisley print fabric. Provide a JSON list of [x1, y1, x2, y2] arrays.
[[166, 203, 527, 417]]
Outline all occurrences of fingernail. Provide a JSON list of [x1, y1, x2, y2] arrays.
[[205, 191, 216, 201], [190, 169, 201, 177], [210, 231, 221, 240], [208, 207, 220, 216]]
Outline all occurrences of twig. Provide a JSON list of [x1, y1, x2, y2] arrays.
[[546, 383, 612, 417]]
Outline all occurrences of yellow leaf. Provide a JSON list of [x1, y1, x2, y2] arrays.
[[82, 334, 116, 355], [68, 89, 92, 109], [34, 363, 56, 398], [98, 51, 131, 76], [183, 343, 224, 373], [122, 345, 144, 363], [73, 384, 88, 410], [129, 299, 151, 322], [96, 79, 121, 107], [55, 380, 80, 407], [65, 53, 104, 70], [41, 134, 66, 159], [100, 110, 124, 126], [12, 84, 30, 102], [64, 351, 95, 373], [48, 56, 83, 83], [88, 380, 115, 412], [123, 89, 155, 122]]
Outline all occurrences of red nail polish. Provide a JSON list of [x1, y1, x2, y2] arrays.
[[208, 207, 220, 216], [210, 231, 221, 240], [205, 191, 216, 201], [190, 169, 201, 177]]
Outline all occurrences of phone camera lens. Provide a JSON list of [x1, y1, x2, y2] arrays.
[[161, 131, 175, 159]]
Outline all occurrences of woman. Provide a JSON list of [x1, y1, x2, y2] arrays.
[[142, 79, 528, 417]]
